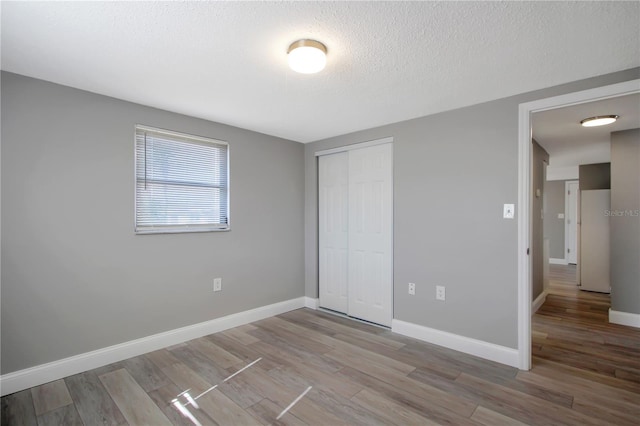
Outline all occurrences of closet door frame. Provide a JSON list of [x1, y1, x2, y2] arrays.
[[316, 137, 394, 326]]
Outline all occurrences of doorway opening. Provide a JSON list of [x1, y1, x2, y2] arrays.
[[517, 79, 640, 370]]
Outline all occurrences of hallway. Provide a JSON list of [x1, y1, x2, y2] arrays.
[[531, 263, 639, 423]]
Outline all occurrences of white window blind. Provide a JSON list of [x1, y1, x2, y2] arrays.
[[135, 125, 229, 234]]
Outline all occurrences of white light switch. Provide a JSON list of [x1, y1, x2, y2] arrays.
[[558, 213, 565, 219], [503, 204, 515, 219]]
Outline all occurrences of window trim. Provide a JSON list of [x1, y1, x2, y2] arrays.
[[134, 124, 230, 234]]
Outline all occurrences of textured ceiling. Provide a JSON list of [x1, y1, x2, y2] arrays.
[[533, 93, 640, 167], [2, 1, 639, 143]]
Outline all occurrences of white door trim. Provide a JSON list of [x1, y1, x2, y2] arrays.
[[315, 137, 394, 157], [517, 79, 640, 370], [564, 180, 579, 264]]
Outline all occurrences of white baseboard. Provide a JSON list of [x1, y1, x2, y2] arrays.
[[304, 297, 319, 310], [549, 258, 568, 265], [391, 319, 519, 368], [609, 309, 640, 328], [0, 297, 305, 396], [532, 291, 548, 314]]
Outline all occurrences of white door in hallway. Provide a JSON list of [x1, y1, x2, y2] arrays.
[[318, 142, 393, 327], [318, 152, 349, 314]]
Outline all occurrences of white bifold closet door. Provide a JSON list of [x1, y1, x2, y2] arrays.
[[319, 143, 393, 327]]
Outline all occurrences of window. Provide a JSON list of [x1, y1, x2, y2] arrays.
[[135, 125, 229, 234]]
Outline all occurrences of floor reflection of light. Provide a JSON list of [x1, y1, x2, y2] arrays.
[[277, 386, 313, 420], [172, 398, 202, 426], [183, 391, 199, 409], [171, 357, 263, 423]]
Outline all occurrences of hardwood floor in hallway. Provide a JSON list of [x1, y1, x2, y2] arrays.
[[534, 263, 640, 393], [2, 280, 639, 425]]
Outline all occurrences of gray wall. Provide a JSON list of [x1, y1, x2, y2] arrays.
[[580, 163, 611, 190], [532, 141, 549, 301], [544, 180, 569, 260], [304, 67, 640, 349], [610, 129, 640, 315], [1, 72, 305, 374]]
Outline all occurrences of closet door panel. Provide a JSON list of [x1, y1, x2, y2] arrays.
[[318, 152, 349, 313], [347, 144, 393, 326]]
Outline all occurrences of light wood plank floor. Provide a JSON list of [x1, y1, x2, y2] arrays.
[[3, 284, 639, 425]]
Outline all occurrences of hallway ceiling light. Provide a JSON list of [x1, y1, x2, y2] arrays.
[[580, 115, 619, 127], [287, 39, 327, 74]]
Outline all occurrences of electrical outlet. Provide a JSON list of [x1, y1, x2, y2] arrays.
[[213, 277, 222, 292], [408, 282, 416, 295], [436, 285, 445, 301]]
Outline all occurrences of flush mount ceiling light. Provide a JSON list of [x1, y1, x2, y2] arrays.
[[287, 39, 327, 74], [580, 115, 619, 127]]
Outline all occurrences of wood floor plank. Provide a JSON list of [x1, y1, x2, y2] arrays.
[[91, 361, 125, 377], [65, 370, 128, 426], [281, 309, 403, 349], [250, 337, 343, 375], [571, 396, 640, 426], [277, 311, 341, 336], [188, 336, 243, 369], [454, 372, 604, 426], [410, 366, 574, 409], [215, 359, 265, 409], [532, 335, 640, 366], [221, 325, 260, 345], [122, 354, 171, 392], [252, 318, 335, 354], [1, 389, 38, 426], [269, 315, 414, 367], [400, 341, 518, 384], [326, 348, 479, 418], [259, 316, 426, 376], [471, 406, 528, 426], [285, 309, 388, 337], [288, 396, 348, 425], [147, 382, 217, 426], [269, 362, 362, 399], [30, 379, 73, 416], [350, 388, 439, 426], [36, 404, 83, 426], [266, 314, 406, 356], [161, 362, 213, 396], [99, 368, 172, 426], [206, 333, 282, 371], [267, 367, 362, 404], [145, 349, 182, 370], [196, 389, 263, 426], [169, 345, 229, 385], [616, 366, 640, 383], [246, 398, 306, 426], [530, 357, 640, 396], [337, 366, 479, 426], [216, 378, 264, 410], [232, 366, 302, 409], [516, 368, 640, 412], [326, 338, 415, 375], [303, 387, 393, 426]]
